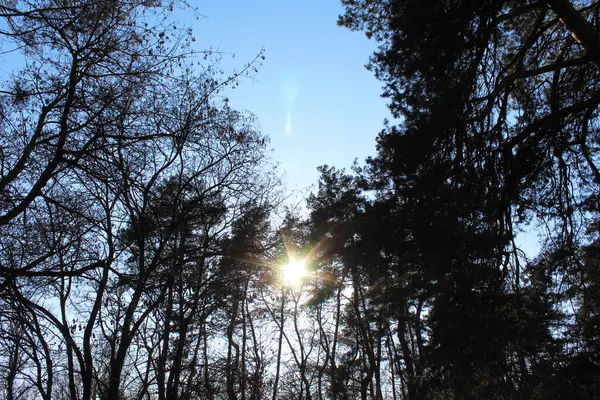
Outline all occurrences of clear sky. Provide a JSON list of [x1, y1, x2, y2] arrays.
[[189, 0, 391, 198]]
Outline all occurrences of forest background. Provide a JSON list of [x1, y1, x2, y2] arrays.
[[0, 1, 599, 399]]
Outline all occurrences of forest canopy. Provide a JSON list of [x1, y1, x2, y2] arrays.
[[1, 0, 600, 399]]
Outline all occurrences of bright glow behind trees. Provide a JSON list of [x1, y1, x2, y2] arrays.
[[282, 258, 306, 286]]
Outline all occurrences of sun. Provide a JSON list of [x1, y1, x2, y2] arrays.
[[282, 258, 306, 286]]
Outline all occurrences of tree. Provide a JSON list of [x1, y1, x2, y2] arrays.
[[218, 202, 272, 400], [338, 0, 600, 397], [0, 1, 275, 399]]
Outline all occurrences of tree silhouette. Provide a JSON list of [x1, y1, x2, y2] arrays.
[[336, 0, 600, 397], [2, 0, 600, 399]]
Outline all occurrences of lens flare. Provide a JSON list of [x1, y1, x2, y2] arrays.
[[282, 258, 305, 285]]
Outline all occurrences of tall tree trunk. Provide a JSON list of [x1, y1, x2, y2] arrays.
[[272, 286, 285, 400], [226, 298, 240, 400], [157, 284, 174, 400], [203, 323, 212, 398], [241, 281, 249, 400], [60, 278, 79, 400], [246, 290, 262, 400], [330, 281, 347, 400]]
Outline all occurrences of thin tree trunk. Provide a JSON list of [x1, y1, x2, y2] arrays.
[[203, 323, 212, 398], [157, 284, 174, 400], [246, 290, 262, 400], [226, 298, 240, 400], [60, 277, 79, 400], [241, 282, 249, 400], [330, 281, 347, 400], [272, 286, 285, 400]]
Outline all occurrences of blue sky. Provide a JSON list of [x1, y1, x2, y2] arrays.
[[189, 1, 391, 197]]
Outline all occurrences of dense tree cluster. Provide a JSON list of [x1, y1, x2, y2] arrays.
[[0, 1, 280, 399], [322, 0, 600, 397], [1, 0, 600, 399]]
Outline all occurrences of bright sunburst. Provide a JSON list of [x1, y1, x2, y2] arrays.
[[282, 258, 306, 286]]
